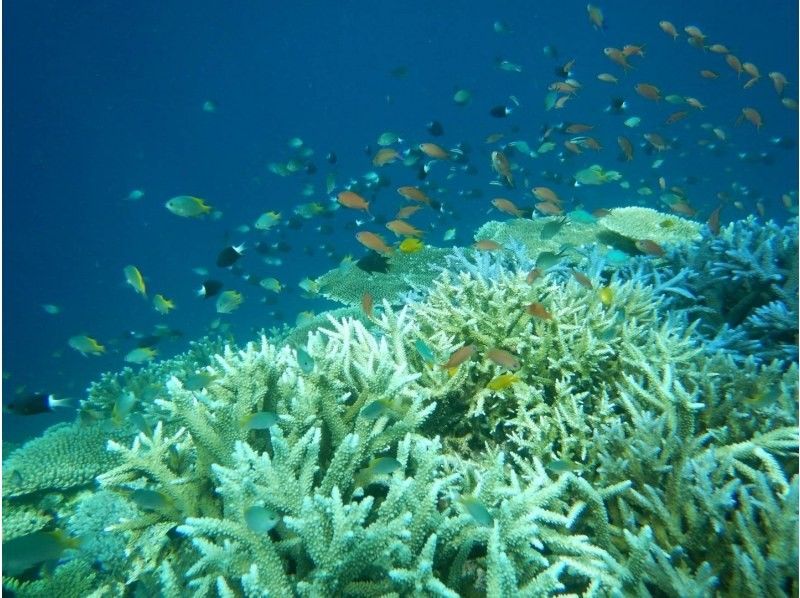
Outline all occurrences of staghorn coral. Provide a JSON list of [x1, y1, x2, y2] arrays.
[[3, 215, 798, 597], [630, 216, 798, 364], [177, 432, 624, 596]]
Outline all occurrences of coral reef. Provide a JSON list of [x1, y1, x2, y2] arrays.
[[2, 218, 798, 597]]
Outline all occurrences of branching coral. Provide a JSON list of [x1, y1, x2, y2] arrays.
[[3, 215, 798, 597]]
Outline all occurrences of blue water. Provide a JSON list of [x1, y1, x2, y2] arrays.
[[3, 0, 797, 443]]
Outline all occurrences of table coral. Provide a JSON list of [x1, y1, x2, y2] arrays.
[[599, 206, 702, 244]]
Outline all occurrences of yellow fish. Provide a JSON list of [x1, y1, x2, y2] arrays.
[[598, 286, 614, 306], [259, 278, 282, 293], [125, 347, 157, 364], [398, 238, 424, 253], [123, 265, 146, 298], [165, 195, 212, 218], [216, 290, 244, 314], [486, 373, 519, 391], [254, 211, 281, 231], [68, 335, 105, 356], [153, 294, 175, 314]]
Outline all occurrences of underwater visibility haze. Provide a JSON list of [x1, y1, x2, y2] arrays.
[[2, 1, 799, 595]]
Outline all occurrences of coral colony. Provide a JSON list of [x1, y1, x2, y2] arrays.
[[3, 210, 798, 597]]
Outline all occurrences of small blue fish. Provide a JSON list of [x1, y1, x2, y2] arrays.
[[368, 457, 402, 475], [131, 489, 172, 511], [244, 505, 278, 533], [2, 530, 80, 577], [459, 496, 494, 527], [354, 457, 402, 487], [414, 339, 436, 363], [296, 347, 315, 374], [242, 411, 278, 430]]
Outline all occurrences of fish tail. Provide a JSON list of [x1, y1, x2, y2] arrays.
[[50, 395, 73, 410]]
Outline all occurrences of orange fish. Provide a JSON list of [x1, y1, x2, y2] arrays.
[[742, 62, 760, 79], [356, 231, 393, 254], [622, 44, 646, 57], [563, 140, 582, 154], [635, 239, 665, 257], [739, 107, 763, 130], [725, 54, 743, 77], [699, 70, 719, 79], [707, 204, 722, 236], [372, 148, 400, 167], [593, 208, 611, 217], [555, 95, 572, 109], [571, 270, 593, 289], [658, 20, 679, 39], [685, 97, 705, 110], [491, 151, 514, 186], [768, 71, 788, 95], [473, 239, 502, 251], [526, 302, 553, 320], [617, 136, 634, 161], [397, 186, 431, 205], [386, 219, 423, 237], [684, 25, 705, 40], [361, 292, 374, 319], [597, 73, 618, 83], [535, 201, 564, 216], [526, 268, 543, 284], [532, 186, 562, 204], [549, 81, 579, 95], [395, 205, 422, 220], [486, 347, 521, 370], [581, 136, 603, 151], [782, 98, 798, 110], [491, 198, 525, 217], [665, 111, 688, 125], [635, 83, 661, 101], [603, 47, 631, 70], [669, 201, 697, 217], [708, 44, 729, 54], [419, 142, 449, 159], [644, 133, 668, 151], [587, 4, 604, 29], [441, 344, 476, 369], [742, 77, 759, 90], [338, 191, 370, 214], [565, 123, 594, 134]]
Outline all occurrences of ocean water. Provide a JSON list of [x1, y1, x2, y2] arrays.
[[2, 1, 798, 594], [3, 1, 797, 441]]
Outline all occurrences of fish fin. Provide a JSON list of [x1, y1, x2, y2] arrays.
[[49, 395, 73, 410]]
